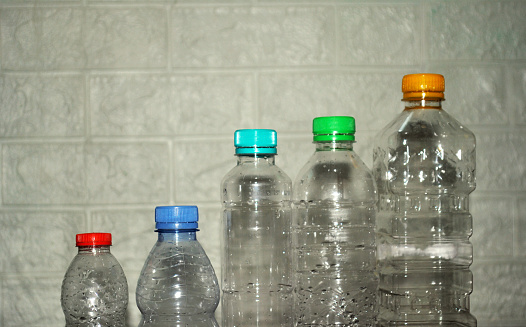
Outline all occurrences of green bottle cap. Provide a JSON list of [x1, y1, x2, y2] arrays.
[[312, 116, 355, 142]]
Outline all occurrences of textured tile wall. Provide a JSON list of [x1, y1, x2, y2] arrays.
[[0, 1, 525, 327]]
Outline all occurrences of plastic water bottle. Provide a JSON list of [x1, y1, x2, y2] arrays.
[[136, 206, 220, 327], [61, 232, 128, 327], [373, 73, 477, 326], [292, 116, 378, 326], [221, 129, 293, 327]]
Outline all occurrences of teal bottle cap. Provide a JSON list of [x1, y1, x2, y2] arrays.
[[234, 129, 278, 155], [312, 116, 356, 142], [155, 206, 198, 230]]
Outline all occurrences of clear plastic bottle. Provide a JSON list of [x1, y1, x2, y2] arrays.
[[61, 232, 128, 327], [221, 129, 293, 327], [136, 206, 220, 327], [373, 73, 477, 326], [292, 116, 378, 327]]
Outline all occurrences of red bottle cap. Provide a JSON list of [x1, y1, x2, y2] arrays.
[[76, 233, 112, 247]]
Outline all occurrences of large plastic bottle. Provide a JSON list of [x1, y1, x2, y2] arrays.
[[136, 206, 220, 327], [373, 73, 477, 326], [221, 129, 293, 327], [292, 116, 378, 326], [61, 232, 128, 327]]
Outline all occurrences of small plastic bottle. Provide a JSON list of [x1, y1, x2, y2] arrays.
[[221, 129, 293, 327], [136, 206, 220, 327], [292, 116, 378, 326], [373, 73, 477, 326], [61, 232, 128, 327]]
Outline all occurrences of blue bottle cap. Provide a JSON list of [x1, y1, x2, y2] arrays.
[[155, 206, 198, 230], [234, 129, 277, 155]]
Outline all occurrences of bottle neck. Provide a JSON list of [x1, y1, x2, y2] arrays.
[[315, 140, 354, 151], [157, 230, 197, 242], [403, 98, 443, 110], [77, 245, 111, 254], [236, 153, 276, 165]]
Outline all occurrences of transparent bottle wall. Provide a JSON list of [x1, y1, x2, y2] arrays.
[[373, 105, 477, 326]]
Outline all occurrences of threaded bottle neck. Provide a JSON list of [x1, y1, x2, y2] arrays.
[[157, 230, 197, 241], [78, 245, 111, 254], [237, 154, 276, 165], [315, 140, 354, 151], [403, 99, 443, 110]]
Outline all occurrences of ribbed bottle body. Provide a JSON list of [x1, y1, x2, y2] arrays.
[[373, 108, 476, 327], [136, 232, 220, 327], [293, 145, 378, 327], [221, 155, 293, 327]]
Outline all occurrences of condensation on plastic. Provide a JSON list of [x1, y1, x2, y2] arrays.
[[61, 245, 128, 327], [292, 136, 378, 327]]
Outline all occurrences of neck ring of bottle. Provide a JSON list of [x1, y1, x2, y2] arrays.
[[235, 146, 277, 155], [313, 133, 355, 142]]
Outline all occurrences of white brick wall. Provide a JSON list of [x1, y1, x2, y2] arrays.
[[0, 1, 524, 326]]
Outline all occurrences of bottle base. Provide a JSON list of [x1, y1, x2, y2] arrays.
[[139, 315, 219, 327], [296, 324, 374, 327], [377, 319, 476, 327]]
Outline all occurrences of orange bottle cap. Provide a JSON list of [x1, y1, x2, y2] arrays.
[[402, 73, 445, 100]]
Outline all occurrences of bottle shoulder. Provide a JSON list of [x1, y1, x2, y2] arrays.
[[222, 162, 292, 184], [145, 239, 212, 261], [222, 163, 292, 203], [375, 109, 475, 142], [139, 239, 218, 280], [65, 252, 126, 277], [293, 150, 377, 203], [373, 109, 476, 195]]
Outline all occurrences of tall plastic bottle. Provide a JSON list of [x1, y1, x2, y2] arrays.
[[373, 73, 477, 326], [136, 206, 220, 327], [221, 129, 293, 327], [61, 232, 128, 327], [292, 116, 378, 326]]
